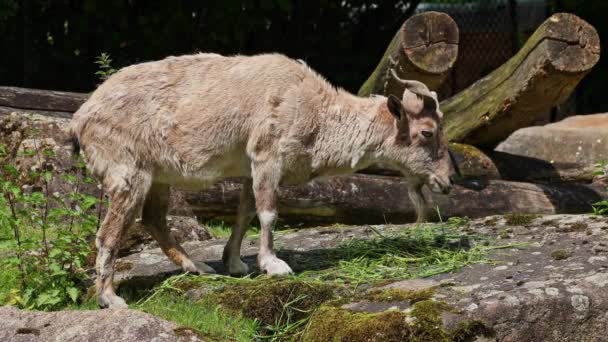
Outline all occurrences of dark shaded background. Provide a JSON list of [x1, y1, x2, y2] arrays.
[[0, 0, 605, 114]]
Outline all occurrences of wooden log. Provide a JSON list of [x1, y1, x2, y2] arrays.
[[442, 13, 600, 147], [183, 175, 605, 227], [0, 86, 88, 113], [0, 105, 73, 119], [358, 11, 459, 97]]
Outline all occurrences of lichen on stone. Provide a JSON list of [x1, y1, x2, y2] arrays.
[[504, 213, 540, 226], [363, 288, 435, 303], [551, 249, 572, 260]]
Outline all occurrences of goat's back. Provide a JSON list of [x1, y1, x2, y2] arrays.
[[70, 53, 334, 183]]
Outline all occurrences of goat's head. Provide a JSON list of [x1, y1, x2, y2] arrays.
[[380, 71, 454, 220]]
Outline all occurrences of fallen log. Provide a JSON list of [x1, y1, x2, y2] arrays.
[[0, 86, 88, 113], [183, 175, 605, 226], [442, 13, 600, 147], [0, 105, 73, 119], [358, 11, 459, 97]]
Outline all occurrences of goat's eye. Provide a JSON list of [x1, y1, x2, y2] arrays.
[[421, 130, 433, 138]]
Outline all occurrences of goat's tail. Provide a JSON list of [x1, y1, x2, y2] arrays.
[[67, 128, 81, 157]]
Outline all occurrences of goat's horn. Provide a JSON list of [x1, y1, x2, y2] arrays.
[[390, 69, 431, 96], [390, 68, 437, 110]]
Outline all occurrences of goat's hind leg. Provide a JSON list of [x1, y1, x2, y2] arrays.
[[96, 171, 151, 309], [223, 178, 256, 276], [142, 183, 215, 274]]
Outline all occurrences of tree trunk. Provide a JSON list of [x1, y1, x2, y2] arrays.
[[358, 11, 459, 97], [442, 13, 600, 148], [183, 175, 605, 226]]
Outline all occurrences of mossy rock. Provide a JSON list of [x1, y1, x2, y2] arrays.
[[303, 306, 411, 342], [303, 299, 493, 342], [214, 278, 335, 325]]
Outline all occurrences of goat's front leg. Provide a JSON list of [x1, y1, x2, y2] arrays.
[[252, 162, 292, 276], [408, 183, 427, 223]]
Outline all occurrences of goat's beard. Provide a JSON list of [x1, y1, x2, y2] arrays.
[[408, 183, 427, 223]]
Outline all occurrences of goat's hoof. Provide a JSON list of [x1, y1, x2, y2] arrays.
[[99, 293, 128, 309], [195, 261, 217, 274], [226, 258, 250, 276], [182, 259, 216, 274], [259, 255, 293, 276]]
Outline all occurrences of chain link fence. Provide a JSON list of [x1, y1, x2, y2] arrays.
[[416, 0, 549, 96]]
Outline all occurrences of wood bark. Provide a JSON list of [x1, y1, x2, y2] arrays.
[[183, 175, 605, 226], [441, 13, 600, 147], [358, 11, 459, 97]]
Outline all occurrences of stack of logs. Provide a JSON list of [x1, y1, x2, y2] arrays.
[[0, 12, 603, 226]]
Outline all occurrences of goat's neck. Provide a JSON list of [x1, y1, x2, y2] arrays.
[[311, 93, 387, 175]]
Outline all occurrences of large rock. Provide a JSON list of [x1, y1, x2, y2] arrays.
[[0, 306, 203, 341], [317, 214, 608, 341], [496, 113, 608, 166]]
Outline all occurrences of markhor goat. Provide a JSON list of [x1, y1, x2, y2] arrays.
[[69, 53, 453, 308]]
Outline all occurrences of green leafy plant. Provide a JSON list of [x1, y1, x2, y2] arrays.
[[0, 140, 104, 310], [94, 52, 117, 82], [592, 160, 608, 215]]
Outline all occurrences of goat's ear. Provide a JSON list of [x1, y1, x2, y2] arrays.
[[387, 95, 404, 120]]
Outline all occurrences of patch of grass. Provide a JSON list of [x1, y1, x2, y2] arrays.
[[136, 292, 258, 342], [295, 223, 507, 284], [504, 213, 540, 226], [0, 260, 18, 304], [203, 220, 260, 239]]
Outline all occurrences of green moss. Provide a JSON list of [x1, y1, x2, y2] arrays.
[[449, 320, 495, 342], [541, 219, 558, 227], [410, 300, 455, 341], [303, 306, 411, 342], [570, 222, 588, 230], [550, 249, 572, 261], [449, 143, 486, 160], [484, 217, 499, 226], [214, 278, 335, 325], [364, 288, 435, 303], [504, 213, 540, 226], [499, 231, 510, 239], [303, 299, 493, 342]]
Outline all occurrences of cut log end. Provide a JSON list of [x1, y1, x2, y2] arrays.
[[401, 11, 459, 74], [545, 13, 600, 73], [358, 11, 459, 97]]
